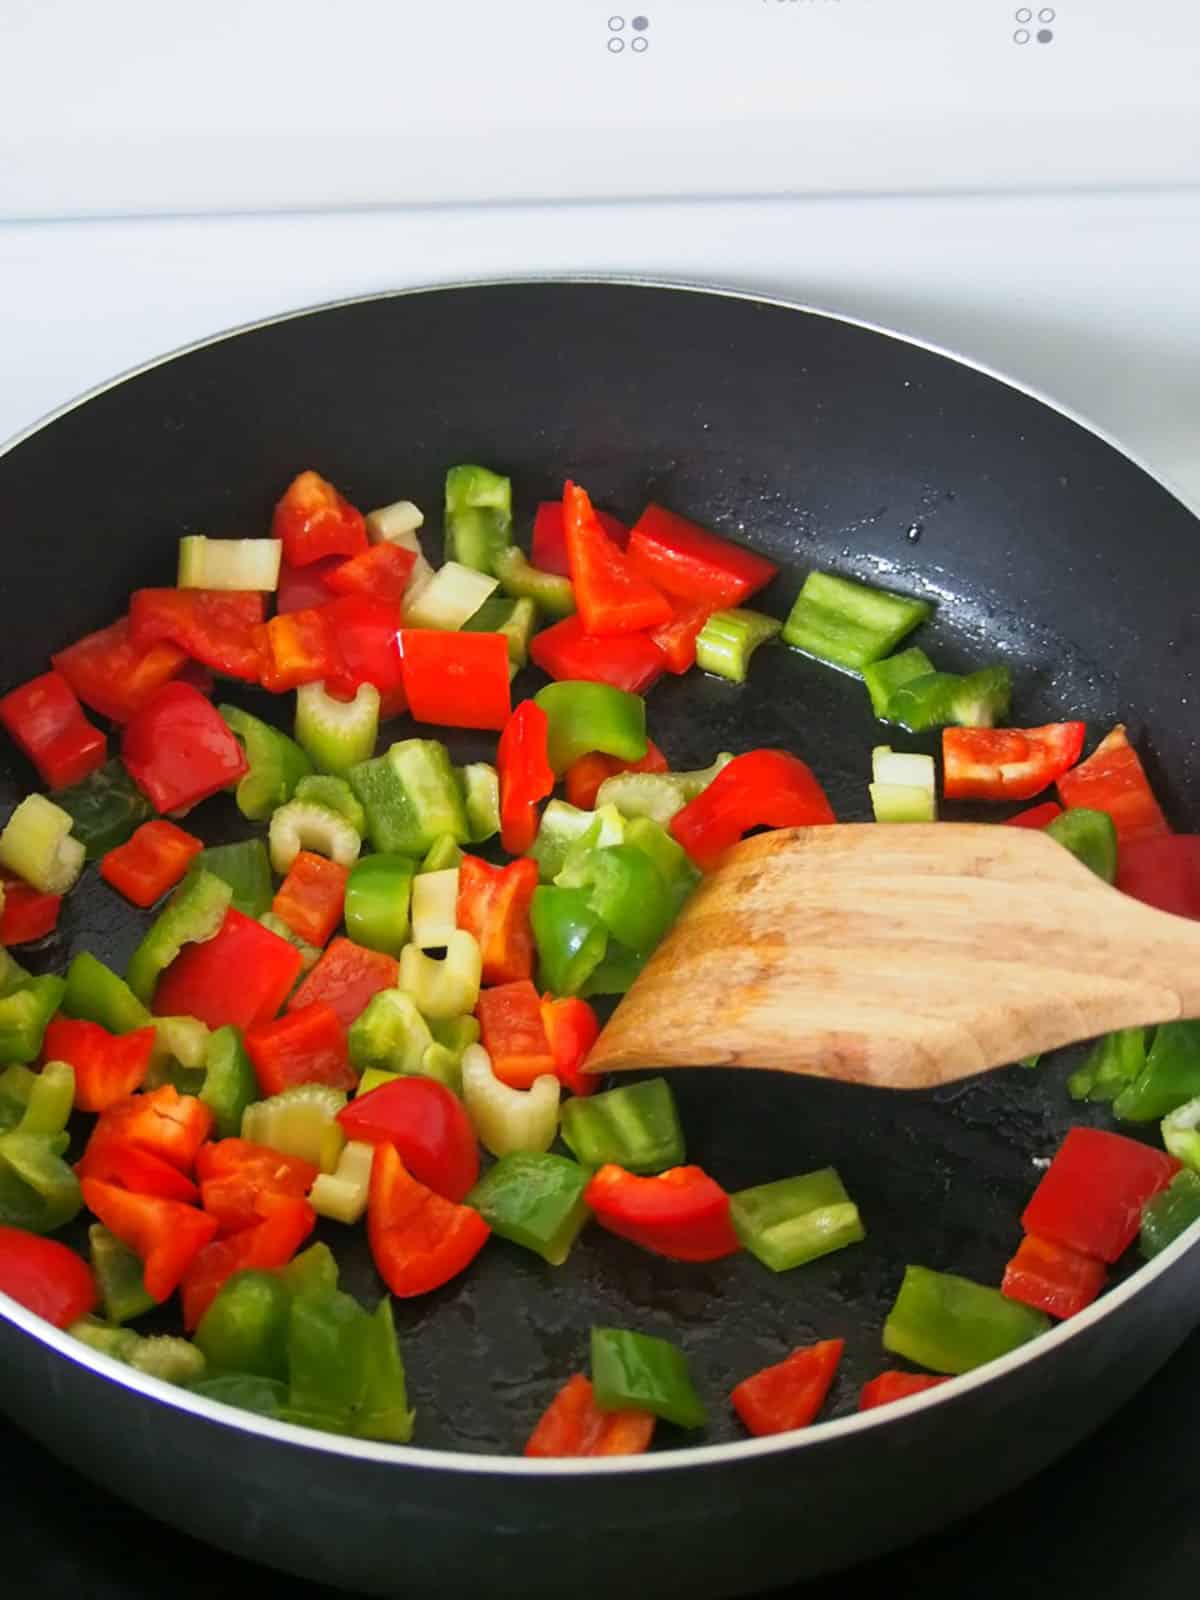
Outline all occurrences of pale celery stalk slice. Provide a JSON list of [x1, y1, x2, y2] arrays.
[[294, 681, 380, 778], [411, 868, 459, 950], [870, 746, 937, 822], [310, 1140, 375, 1224], [241, 1083, 348, 1168], [177, 536, 282, 591], [461, 1044, 559, 1158], [398, 931, 482, 1020], [0, 795, 85, 894], [403, 561, 498, 630], [268, 800, 362, 875]]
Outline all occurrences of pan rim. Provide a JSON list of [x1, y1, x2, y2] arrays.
[[1, 274, 1196, 1476]]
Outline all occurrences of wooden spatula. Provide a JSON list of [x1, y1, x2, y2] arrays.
[[584, 823, 1200, 1090]]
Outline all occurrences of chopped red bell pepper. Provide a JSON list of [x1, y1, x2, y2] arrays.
[[0, 1227, 97, 1328], [75, 1132, 200, 1203], [731, 1339, 844, 1436], [255, 605, 341, 693], [400, 629, 512, 732], [564, 739, 669, 811], [81, 1084, 213, 1179], [319, 595, 405, 704], [42, 1016, 157, 1113], [532, 500, 629, 577], [80, 1179, 219, 1302], [456, 855, 538, 986], [525, 1373, 655, 1458], [271, 850, 349, 947], [276, 555, 347, 615], [1021, 1127, 1179, 1263], [338, 1075, 479, 1202], [195, 1138, 319, 1236], [584, 1163, 741, 1262], [529, 614, 666, 696], [321, 541, 416, 608], [648, 599, 713, 676], [0, 875, 61, 945], [563, 481, 672, 637], [272, 470, 368, 567], [942, 722, 1087, 803], [243, 1001, 356, 1097], [1117, 835, 1200, 921], [152, 907, 302, 1030], [129, 589, 266, 682], [121, 681, 248, 814], [670, 748, 836, 870], [540, 994, 602, 1097], [1004, 800, 1064, 829], [1057, 724, 1170, 844], [367, 1141, 489, 1298], [1001, 1231, 1106, 1320], [99, 820, 204, 908], [626, 503, 779, 609], [51, 615, 189, 724], [0, 671, 107, 790], [287, 936, 398, 1028], [857, 1371, 950, 1411], [181, 1195, 315, 1329], [497, 700, 555, 855], [476, 979, 556, 1090]]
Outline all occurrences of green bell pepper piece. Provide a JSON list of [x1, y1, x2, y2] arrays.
[[1045, 807, 1118, 884], [190, 839, 273, 918], [590, 1327, 706, 1429], [883, 1265, 1050, 1374], [583, 844, 673, 955], [493, 546, 575, 617], [349, 739, 469, 855], [419, 834, 463, 874], [1140, 1169, 1200, 1258], [594, 753, 734, 828], [194, 1268, 291, 1380], [0, 975, 67, 1065], [356, 1297, 415, 1443], [53, 759, 153, 858], [292, 774, 367, 835], [730, 1167, 865, 1272], [219, 704, 312, 822], [1113, 1020, 1200, 1122], [1162, 1096, 1200, 1171], [861, 647, 935, 720], [0, 952, 29, 1002], [189, 1373, 287, 1417], [462, 595, 538, 668], [444, 463, 513, 576], [0, 1060, 81, 1232], [782, 570, 933, 674], [277, 1241, 340, 1300], [348, 990, 433, 1076], [198, 1025, 258, 1139], [0, 1065, 35, 1132], [533, 682, 647, 775], [430, 1014, 480, 1058], [344, 854, 415, 957], [62, 951, 152, 1034], [623, 817, 700, 915], [89, 1224, 156, 1323], [126, 869, 232, 1005], [531, 886, 609, 997], [529, 799, 603, 882], [468, 1153, 591, 1265], [1067, 1027, 1145, 1103], [458, 762, 500, 844], [560, 1077, 684, 1174], [282, 1288, 413, 1442], [694, 608, 781, 683], [885, 666, 1011, 732], [418, 1042, 462, 1094], [580, 943, 647, 996]]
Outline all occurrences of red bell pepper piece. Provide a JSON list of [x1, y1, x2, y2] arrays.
[[367, 1141, 489, 1298], [195, 1138, 319, 1236], [42, 1017, 157, 1114], [271, 469, 368, 567], [75, 1132, 199, 1203], [942, 722, 1087, 803], [671, 748, 836, 871], [277, 555, 346, 614], [1117, 835, 1200, 921], [152, 908, 302, 1030], [400, 629, 512, 732], [731, 1339, 844, 1436], [584, 1164, 741, 1263], [564, 739, 669, 811], [0, 1228, 97, 1329], [563, 481, 672, 637], [648, 599, 713, 676], [244, 1001, 356, 1097], [456, 855, 538, 986], [287, 936, 398, 1028], [1001, 1231, 1106, 1320], [0, 875, 61, 945], [1004, 800, 1064, 829], [121, 681, 249, 814], [338, 1076, 479, 1202], [497, 700, 555, 856], [81, 1084, 213, 1176], [80, 1179, 219, 1302], [532, 500, 629, 577], [99, 820, 204, 908], [0, 671, 106, 790], [129, 589, 265, 682], [529, 615, 667, 696], [51, 615, 189, 724], [319, 595, 405, 705], [1021, 1127, 1179, 1263], [476, 979, 556, 1090], [1057, 724, 1170, 844], [321, 541, 416, 607], [626, 503, 779, 609], [857, 1371, 950, 1411], [180, 1195, 315, 1329], [540, 994, 601, 1097], [271, 850, 349, 947], [525, 1373, 656, 1458], [255, 606, 341, 693]]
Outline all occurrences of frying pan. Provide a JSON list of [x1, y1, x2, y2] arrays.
[[0, 281, 1196, 1598]]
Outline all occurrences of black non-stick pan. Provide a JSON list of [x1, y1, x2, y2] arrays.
[[0, 282, 1196, 1597]]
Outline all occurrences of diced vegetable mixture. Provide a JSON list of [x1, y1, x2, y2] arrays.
[[0, 464, 1194, 1455]]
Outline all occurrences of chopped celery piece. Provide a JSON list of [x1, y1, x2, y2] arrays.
[[404, 561, 498, 630], [349, 739, 468, 856], [1067, 1027, 1146, 1103], [295, 681, 380, 778], [0, 954, 29, 1001], [463, 596, 537, 667], [594, 753, 734, 827], [62, 952, 152, 1033], [366, 499, 424, 540], [145, 1014, 211, 1089], [89, 1223, 156, 1324], [528, 799, 602, 882], [887, 667, 1011, 732], [458, 762, 500, 844], [0, 1060, 80, 1228], [356, 1067, 400, 1098], [69, 1317, 140, 1363], [398, 932, 482, 1020], [126, 869, 232, 1004], [1162, 1096, 1200, 1171], [419, 834, 463, 874], [467, 1152, 591, 1265], [177, 536, 282, 591], [219, 704, 313, 823], [258, 912, 322, 972], [783, 571, 932, 674], [268, 800, 361, 875], [870, 746, 937, 822], [730, 1168, 865, 1271], [429, 1014, 480, 1060], [348, 990, 434, 1076], [560, 1077, 683, 1173], [493, 546, 575, 618], [1045, 807, 1118, 884], [411, 868, 459, 949], [0, 794, 84, 894], [443, 463, 513, 576], [190, 839, 273, 918], [293, 775, 367, 835], [552, 806, 626, 888], [419, 1043, 463, 1095], [310, 1140, 375, 1224], [862, 647, 936, 720], [694, 608, 781, 682], [54, 760, 153, 859], [241, 1083, 348, 1167], [461, 1044, 560, 1157], [128, 1336, 207, 1385]]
